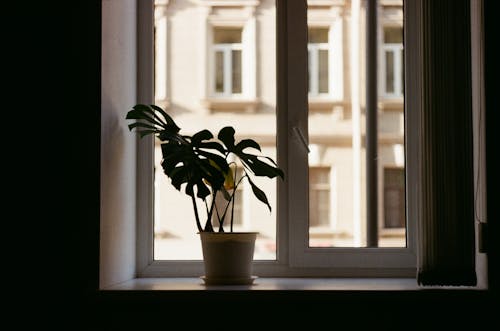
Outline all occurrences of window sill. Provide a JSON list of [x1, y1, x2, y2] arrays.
[[202, 98, 259, 112], [102, 277, 480, 291]]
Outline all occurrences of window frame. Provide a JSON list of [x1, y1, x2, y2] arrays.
[[136, 0, 418, 278]]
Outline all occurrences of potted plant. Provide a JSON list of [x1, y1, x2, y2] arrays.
[[126, 104, 284, 285]]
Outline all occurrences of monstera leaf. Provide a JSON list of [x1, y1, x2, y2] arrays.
[[218, 126, 284, 179], [217, 126, 284, 211], [160, 131, 228, 200]]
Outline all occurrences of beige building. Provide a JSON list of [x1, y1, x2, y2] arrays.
[[152, 0, 404, 259]]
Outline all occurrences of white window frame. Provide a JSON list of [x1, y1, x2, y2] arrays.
[[136, 0, 418, 278], [380, 23, 404, 99], [212, 40, 243, 97]]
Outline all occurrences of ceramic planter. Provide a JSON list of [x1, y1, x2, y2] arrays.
[[199, 232, 258, 285]]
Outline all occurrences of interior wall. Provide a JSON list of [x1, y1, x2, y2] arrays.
[[100, 0, 137, 288]]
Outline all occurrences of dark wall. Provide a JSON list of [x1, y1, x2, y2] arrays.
[[68, 0, 497, 327], [484, 0, 499, 293], [65, 0, 101, 321]]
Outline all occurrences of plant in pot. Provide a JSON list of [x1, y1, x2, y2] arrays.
[[126, 104, 284, 285]]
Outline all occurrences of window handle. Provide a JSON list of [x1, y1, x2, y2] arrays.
[[292, 126, 310, 153]]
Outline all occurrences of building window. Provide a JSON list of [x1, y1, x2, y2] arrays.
[[383, 167, 405, 229], [308, 28, 330, 96], [381, 26, 404, 98], [309, 167, 331, 227], [212, 28, 243, 96]]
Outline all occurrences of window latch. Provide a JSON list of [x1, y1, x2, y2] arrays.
[[293, 126, 310, 153]]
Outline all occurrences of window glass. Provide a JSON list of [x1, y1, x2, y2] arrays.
[[384, 26, 402, 43], [308, 1, 405, 248], [231, 49, 242, 93], [308, 28, 330, 95], [385, 50, 395, 93], [309, 28, 329, 43], [383, 168, 405, 229], [309, 168, 331, 228], [153, 0, 276, 260], [214, 28, 242, 43]]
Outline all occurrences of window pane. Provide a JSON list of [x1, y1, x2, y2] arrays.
[[214, 28, 242, 43], [318, 49, 329, 93], [215, 51, 224, 93], [384, 26, 402, 43], [384, 168, 405, 228], [309, 168, 330, 228], [308, 28, 329, 43], [400, 49, 404, 95], [153, 0, 276, 260], [232, 49, 242, 93], [307, 49, 313, 93], [308, 0, 405, 248], [385, 51, 394, 93], [212, 189, 244, 228]]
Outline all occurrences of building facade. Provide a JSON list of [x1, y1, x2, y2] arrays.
[[152, 0, 404, 259]]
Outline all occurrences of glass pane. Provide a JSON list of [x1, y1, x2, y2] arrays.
[[212, 189, 244, 227], [318, 49, 329, 93], [385, 51, 394, 93], [153, 0, 277, 260], [400, 49, 404, 95], [214, 28, 242, 43], [384, 26, 402, 43], [307, 49, 313, 93], [215, 51, 224, 93], [308, 28, 329, 43], [232, 50, 242, 93], [309, 168, 330, 228], [308, 0, 405, 248], [384, 168, 405, 228]]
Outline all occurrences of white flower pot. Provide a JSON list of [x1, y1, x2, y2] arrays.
[[199, 232, 258, 285]]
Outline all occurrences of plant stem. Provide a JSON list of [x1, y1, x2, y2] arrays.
[[204, 191, 216, 232], [230, 189, 235, 232], [190, 193, 203, 232]]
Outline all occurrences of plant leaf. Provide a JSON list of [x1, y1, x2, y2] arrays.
[[197, 141, 226, 155], [220, 186, 231, 201], [197, 150, 229, 173], [195, 179, 211, 200], [133, 104, 167, 126], [239, 154, 284, 179], [126, 108, 164, 128], [128, 122, 159, 131], [247, 176, 272, 212], [150, 104, 181, 133], [169, 166, 189, 190], [218, 126, 235, 149], [191, 129, 213, 146], [235, 139, 261, 152]]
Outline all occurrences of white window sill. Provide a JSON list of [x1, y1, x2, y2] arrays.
[[102, 277, 480, 291]]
